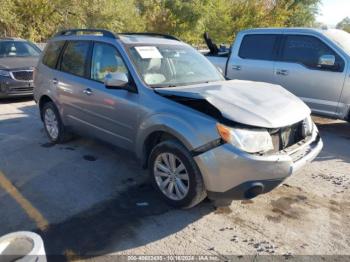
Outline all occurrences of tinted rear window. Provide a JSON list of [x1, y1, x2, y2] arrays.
[[239, 34, 278, 60], [42, 41, 65, 69], [60, 41, 90, 77]]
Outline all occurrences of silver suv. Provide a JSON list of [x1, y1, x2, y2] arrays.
[[34, 29, 323, 208]]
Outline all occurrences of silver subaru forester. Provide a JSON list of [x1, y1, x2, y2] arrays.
[[34, 29, 323, 208]]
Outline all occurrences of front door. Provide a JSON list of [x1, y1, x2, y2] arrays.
[[80, 42, 139, 150], [274, 34, 347, 117]]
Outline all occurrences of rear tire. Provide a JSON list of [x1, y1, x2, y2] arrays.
[[42, 102, 71, 143], [148, 140, 206, 208]]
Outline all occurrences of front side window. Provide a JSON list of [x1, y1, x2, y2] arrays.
[[128, 44, 224, 87], [281, 35, 344, 71], [238, 34, 278, 61], [60, 41, 90, 77], [42, 41, 65, 69], [91, 43, 128, 82], [0, 41, 41, 58]]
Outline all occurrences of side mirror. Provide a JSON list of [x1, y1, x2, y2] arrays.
[[318, 54, 335, 67], [104, 72, 128, 88]]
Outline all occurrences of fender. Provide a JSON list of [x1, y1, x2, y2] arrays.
[[135, 113, 220, 160]]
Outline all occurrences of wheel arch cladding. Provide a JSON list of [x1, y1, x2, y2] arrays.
[[39, 95, 53, 120]]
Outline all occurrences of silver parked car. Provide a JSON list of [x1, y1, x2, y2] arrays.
[[206, 28, 350, 121], [34, 29, 323, 208]]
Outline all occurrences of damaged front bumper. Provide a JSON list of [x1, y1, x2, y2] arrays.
[[194, 128, 323, 201]]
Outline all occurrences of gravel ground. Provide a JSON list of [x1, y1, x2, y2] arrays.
[[0, 98, 349, 260]]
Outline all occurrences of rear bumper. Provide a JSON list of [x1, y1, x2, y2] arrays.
[[194, 127, 323, 201], [0, 76, 34, 98]]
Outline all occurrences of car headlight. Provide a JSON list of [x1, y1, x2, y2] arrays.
[[302, 115, 314, 137], [0, 70, 10, 77], [217, 123, 274, 153]]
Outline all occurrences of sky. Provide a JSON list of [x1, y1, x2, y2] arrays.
[[317, 0, 350, 26]]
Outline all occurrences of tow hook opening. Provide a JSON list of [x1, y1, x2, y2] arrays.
[[244, 183, 264, 199]]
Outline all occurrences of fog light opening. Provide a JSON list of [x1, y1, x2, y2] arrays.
[[244, 183, 264, 199]]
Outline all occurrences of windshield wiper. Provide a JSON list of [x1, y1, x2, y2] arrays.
[[152, 84, 177, 88]]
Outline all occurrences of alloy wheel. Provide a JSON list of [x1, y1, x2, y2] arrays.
[[153, 152, 190, 200], [44, 108, 59, 140]]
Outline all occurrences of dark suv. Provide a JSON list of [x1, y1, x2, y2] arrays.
[[0, 38, 41, 98]]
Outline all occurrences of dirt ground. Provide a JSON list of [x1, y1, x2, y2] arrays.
[[0, 99, 349, 260]]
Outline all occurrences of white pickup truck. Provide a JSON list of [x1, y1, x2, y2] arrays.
[[205, 28, 350, 121]]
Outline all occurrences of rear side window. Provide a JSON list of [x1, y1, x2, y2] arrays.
[[42, 41, 65, 69], [281, 35, 344, 71], [239, 34, 278, 60], [60, 41, 90, 77]]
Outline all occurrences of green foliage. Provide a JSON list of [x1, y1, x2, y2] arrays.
[[0, 0, 321, 43], [336, 17, 350, 33]]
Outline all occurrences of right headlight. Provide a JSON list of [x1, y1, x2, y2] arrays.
[[0, 70, 10, 78], [217, 123, 273, 153]]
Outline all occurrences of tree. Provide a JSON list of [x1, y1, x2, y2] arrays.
[[0, 0, 22, 37], [60, 0, 145, 32], [337, 17, 350, 33], [0, 0, 322, 43], [12, 0, 62, 41], [137, 0, 209, 44]]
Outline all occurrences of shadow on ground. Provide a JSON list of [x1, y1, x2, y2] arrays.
[[312, 117, 350, 164], [37, 182, 213, 259], [0, 97, 34, 104], [317, 121, 350, 140]]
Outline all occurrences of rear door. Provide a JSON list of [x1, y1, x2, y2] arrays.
[[226, 33, 280, 83], [274, 34, 346, 117], [36, 40, 65, 102], [55, 40, 93, 129]]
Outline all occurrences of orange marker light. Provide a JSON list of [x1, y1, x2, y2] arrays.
[[216, 123, 231, 143]]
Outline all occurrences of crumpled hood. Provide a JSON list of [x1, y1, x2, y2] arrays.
[[0, 57, 38, 70], [155, 80, 311, 128]]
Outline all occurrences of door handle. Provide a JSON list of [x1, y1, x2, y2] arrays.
[[276, 69, 289, 76], [83, 88, 93, 96], [232, 65, 241, 71], [52, 78, 58, 85]]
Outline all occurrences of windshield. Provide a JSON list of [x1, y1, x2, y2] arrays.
[[128, 44, 224, 87], [324, 29, 350, 55], [0, 41, 41, 58]]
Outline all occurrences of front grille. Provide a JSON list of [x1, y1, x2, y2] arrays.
[[11, 86, 33, 92], [269, 121, 305, 152], [11, 70, 33, 81]]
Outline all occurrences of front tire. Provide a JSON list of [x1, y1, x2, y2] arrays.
[[42, 102, 71, 143], [149, 140, 206, 208]]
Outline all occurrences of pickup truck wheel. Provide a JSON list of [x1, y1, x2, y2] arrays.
[[149, 140, 206, 208], [42, 102, 71, 143]]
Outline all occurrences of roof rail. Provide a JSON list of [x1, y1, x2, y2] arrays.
[[121, 32, 180, 41], [54, 29, 117, 39]]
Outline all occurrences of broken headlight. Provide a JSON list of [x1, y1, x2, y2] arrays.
[[302, 115, 314, 137], [217, 123, 273, 153]]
